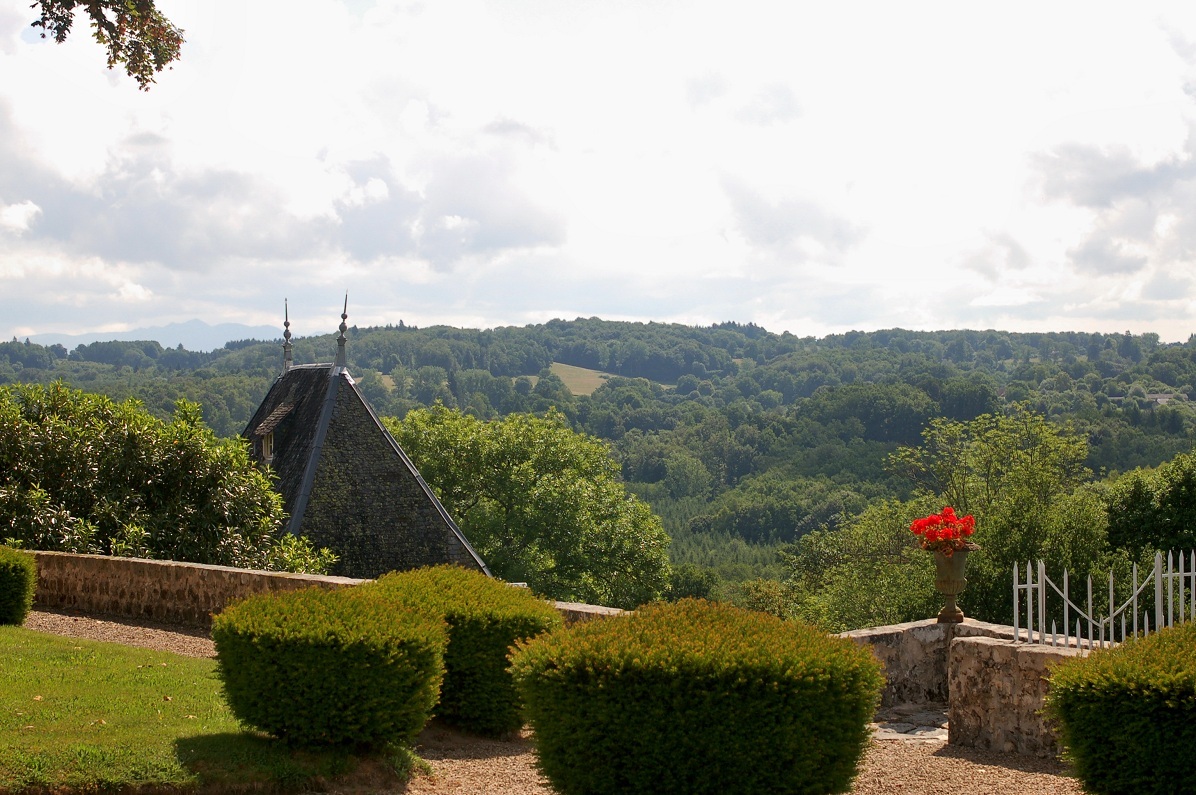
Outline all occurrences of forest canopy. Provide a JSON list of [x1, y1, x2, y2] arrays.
[[7, 320, 1196, 619]]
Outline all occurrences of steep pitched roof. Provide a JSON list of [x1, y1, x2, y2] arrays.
[[243, 362, 490, 579]]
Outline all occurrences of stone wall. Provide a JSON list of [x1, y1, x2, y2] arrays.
[[948, 635, 1086, 757], [842, 618, 1090, 757], [31, 551, 621, 628], [840, 618, 1018, 707], [32, 551, 365, 627]]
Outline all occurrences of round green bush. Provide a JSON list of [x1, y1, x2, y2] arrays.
[[509, 598, 884, 795], [1046, 620, 1196, 794], [0, 546, 36, 626], [212, 586, 447, 748], [362, 565, 563, 736]]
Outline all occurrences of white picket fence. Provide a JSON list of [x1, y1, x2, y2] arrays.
[[1013, 551, 1196, 648]]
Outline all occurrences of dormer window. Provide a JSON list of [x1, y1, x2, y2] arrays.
[[254, 401, 293, 467]]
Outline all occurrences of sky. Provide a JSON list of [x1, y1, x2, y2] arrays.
[[4, 2, 1196, 344]]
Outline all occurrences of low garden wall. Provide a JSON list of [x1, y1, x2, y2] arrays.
[[843, 618, 1084, 757], [31, 551, 623, 628], [32, 551, 365, 627], [948, 635, 1085, 756], [840, 618, 1017, 707]]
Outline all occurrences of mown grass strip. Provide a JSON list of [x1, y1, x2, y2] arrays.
[[0, 627, 421, 793]]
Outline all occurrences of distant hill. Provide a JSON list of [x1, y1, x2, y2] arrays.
[[28, 320, 280, 353]]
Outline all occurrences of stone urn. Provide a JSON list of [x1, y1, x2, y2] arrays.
[[933, 547, 973, 623]]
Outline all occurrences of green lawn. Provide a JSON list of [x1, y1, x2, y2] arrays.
[[0, 627, 420, 792]]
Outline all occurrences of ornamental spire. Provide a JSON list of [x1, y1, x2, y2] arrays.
[[335, 293, 348, 369], [282, 299, 293, 373]]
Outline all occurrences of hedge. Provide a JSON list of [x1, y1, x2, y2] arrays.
[[211, 586, 446, 748], [0, 546, 36, 626], [1046, 620, 1196, 794], [510, 598, 884, 795], [362, 566, 563, 736]]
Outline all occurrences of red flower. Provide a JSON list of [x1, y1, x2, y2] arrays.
[[910, 507, 976, 553]]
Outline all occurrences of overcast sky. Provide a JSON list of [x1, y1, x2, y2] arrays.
[[4, 1, 1196, 343]]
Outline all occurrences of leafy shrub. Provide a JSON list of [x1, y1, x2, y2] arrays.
[[0, 383, 335, 574], [1046, 621, 1196, 794], [362, 565, 563, 736], [211, 586, 446, 748], [0, 546, 36, 625], [509, 599, 884, 795]]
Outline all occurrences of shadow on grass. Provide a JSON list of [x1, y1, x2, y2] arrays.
[[175, 732, 421, 793]]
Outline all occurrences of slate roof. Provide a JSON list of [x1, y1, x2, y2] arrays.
[[243, 362, 490, 579]]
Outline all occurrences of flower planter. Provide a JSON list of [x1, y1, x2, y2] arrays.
[[933, 548, 969, 623]]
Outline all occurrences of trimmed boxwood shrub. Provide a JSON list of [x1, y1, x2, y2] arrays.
[[0, 546, 36, 626], [509, 598, 884, 795], [211, 586, 447, 748], [1045, 621, 1196, 794], [361, 565, 563, 736]]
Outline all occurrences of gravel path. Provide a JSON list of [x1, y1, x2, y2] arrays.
[[21, 609, 1084, 794], [23, 608, 217, 658]]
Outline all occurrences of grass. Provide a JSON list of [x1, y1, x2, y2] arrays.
[[549, 362, 612, 395], [0, 627, 426, 793]]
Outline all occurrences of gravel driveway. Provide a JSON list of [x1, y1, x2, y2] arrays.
[[22, 609, 1084, 794]]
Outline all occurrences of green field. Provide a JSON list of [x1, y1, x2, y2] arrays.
[[549, 362, 612, 395]]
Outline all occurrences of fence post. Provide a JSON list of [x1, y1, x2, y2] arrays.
[[1108, 570, 1115, 644], [1168, 551, 1175, 629], [1180, 552, 1187, 625], [1087, 575, 1094, 650], [1037, 560, 1046, 646], [1013, 562, 1020, 642], [1155, 551, 1164, 632], [1063, 568, 1070, 648], [1025, 561, 1035, 643], [1132, 562, 1138, 638]]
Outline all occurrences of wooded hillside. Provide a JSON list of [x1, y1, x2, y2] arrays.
[[4, 321, 1193, 597]]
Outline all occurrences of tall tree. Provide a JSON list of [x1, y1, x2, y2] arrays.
[[385, 405, 671, 608], [890, 405, 1106, 622], [1105, 451, 1196, 554]]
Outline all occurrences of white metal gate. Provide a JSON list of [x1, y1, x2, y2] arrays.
[[1013, 551, 1196, 647]]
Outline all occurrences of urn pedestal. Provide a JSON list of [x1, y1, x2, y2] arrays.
[[933, 549, 970, 624]]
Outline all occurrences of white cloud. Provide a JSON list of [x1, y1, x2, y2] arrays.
[[4, 0, 1196, 341], [116, 281, 154, 302], [0, 199, 39, 232], [969, 286, 1043, 308]]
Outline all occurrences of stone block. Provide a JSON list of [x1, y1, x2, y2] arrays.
[[948, 635, 1085, 757]]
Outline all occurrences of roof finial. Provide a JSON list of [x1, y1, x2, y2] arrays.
[[282, 299, 293, 373], [335, 292, 348, 368]]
